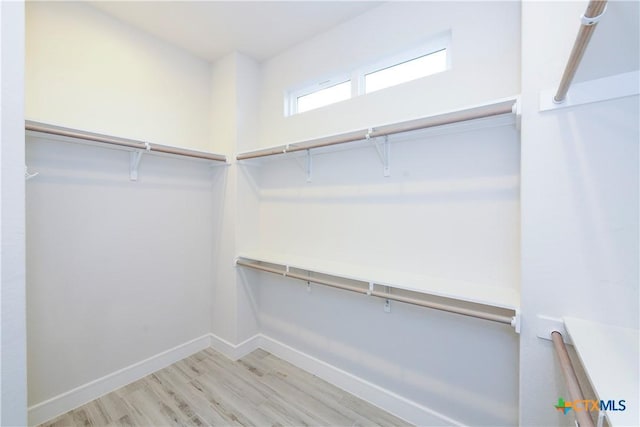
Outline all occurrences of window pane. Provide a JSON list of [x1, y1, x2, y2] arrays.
[[365, 49, 447, 94], [297, 81, 351, 113]]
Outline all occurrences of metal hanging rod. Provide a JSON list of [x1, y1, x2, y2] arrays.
[[551, 331, 596, 427], [236, 259, 516, 327], [368, 290, 514, 325], [236, 98, 517, 161], [286, 270, 369, 294], [25, 120, 227, 162], [554, 0, 608, 103]]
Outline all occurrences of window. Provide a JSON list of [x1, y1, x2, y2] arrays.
[[296, 80, 351, 114], [286, 34, 450, 116], [364, 49, 448, 94]]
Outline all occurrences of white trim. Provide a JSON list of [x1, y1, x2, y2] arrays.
[[27, 334, 212, 426], [539, 70, 639, 112], [28, 332, 464, 427], [209, 333, 261, 361], [258, 334, 466, 427]]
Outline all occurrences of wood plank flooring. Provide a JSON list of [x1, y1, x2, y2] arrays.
[[40, 348, 412, 427]]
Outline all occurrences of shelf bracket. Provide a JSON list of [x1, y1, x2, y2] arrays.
[[25, 165, 39, 181], [306, 149, 313, 183], [371, 135, 391, 177], [130, 143, 150, 181]]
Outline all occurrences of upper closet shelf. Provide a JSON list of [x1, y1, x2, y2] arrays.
[[563, 317, 639, 427], [26, 120, 227, 181], [237, 96, 520, 162], [236, 251, 520, 329]]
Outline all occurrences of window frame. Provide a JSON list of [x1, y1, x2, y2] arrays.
[[357, 33, 451, 96], [286, 73, 352, 116], [361, 48, 449, 95], [285, 31, 451, 116]]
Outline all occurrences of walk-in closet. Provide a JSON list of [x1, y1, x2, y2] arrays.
[[0, 1, 637, 426]]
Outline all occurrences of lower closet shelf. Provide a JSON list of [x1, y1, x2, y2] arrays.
[[235, 252, 520, 330], [563, 317, 639, 427]]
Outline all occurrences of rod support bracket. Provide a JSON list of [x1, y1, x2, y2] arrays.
[[25, 165, 39, 181], [596, 409, 605, 427], [383, 285, 391, 312], [511, 309, 521, 334], [512, 97, 522, 131], [365, 128, 373, 140], [581, 6, 607, 26]]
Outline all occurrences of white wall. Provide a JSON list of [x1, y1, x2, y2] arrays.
[[258, 1, 520, 147], [210, 53, 239, 343], [234, 54, 262, 342], [253, 125, 520, 290], [246, 122, 521, 426], [26, 138, 217, 407], [0, 1, 27, 425], [239, 2, 523, 424], [209, 53, 261, 345], [24, 1, 222, 417], [26, 1, 213, 151], [519, 1, 639, 426], [572, 0, 639, 83]]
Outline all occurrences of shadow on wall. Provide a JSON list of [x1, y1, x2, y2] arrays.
[[26, 136, 219, 189], [555, 98, 639, 326], [240, 124, 521, 206], [256, 273, 519, 426]]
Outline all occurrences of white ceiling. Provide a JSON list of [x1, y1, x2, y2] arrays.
[[88, 1, 383, 63]]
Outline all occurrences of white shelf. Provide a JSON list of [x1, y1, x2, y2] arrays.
[[236, 96, 519, 161], [237, 251, 519, 312], [26, 120, 227, 163], [563, 317, 639, 427]]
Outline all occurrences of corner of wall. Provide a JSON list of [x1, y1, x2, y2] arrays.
[[209, 52, 261, 345], [0, 1, 27, 425]]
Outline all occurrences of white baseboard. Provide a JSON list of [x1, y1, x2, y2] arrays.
[[209, 332, 261, 360], [29, 332, 462, 427], [27, 334, 212, 426], [258, 334, 465, 427]]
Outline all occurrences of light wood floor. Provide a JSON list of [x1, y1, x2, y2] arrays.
[[40, 348, 411, 427]]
